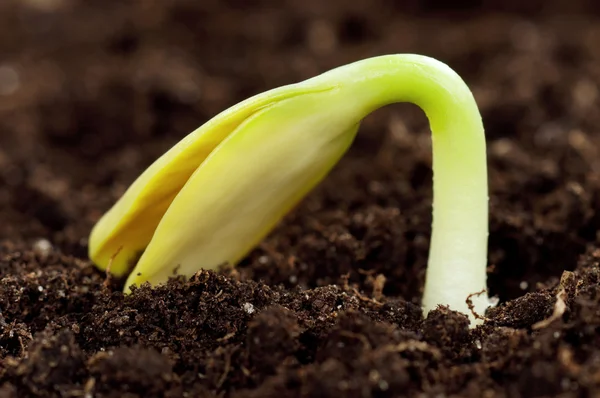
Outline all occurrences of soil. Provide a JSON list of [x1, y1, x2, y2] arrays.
[[2, 1, 600, 397]]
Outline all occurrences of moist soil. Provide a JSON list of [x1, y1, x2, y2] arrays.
[[2, 1, 600, 397]]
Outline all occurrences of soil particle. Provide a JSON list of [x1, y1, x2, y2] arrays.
[[87, 346, 182, 398], [487, 292, 555, 328], [3, 329, 85, 397], [421, 307, 473, 361], [246, 305, 302, 377]]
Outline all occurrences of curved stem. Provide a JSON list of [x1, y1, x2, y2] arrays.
[[316, 55, 490, 319]]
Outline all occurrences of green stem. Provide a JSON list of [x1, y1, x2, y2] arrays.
[[314, 55, 490, 319]]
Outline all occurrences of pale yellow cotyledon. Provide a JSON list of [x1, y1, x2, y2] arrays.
[[89, 54, 492, 322]]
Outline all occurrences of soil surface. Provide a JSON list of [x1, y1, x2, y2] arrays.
[[2, 1, 600, 397]]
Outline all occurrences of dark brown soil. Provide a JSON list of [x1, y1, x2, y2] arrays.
[[2, 1, 600, 397]]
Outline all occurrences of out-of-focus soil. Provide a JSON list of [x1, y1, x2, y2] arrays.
[[2, 1, 600, 397]]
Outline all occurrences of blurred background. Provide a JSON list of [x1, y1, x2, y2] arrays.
[[2, 0, 600, 304]]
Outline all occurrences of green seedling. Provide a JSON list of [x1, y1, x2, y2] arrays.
[[89, 54, 492, 323]]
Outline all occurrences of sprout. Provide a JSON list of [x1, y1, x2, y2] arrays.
[[89, 54, 492, 323]]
